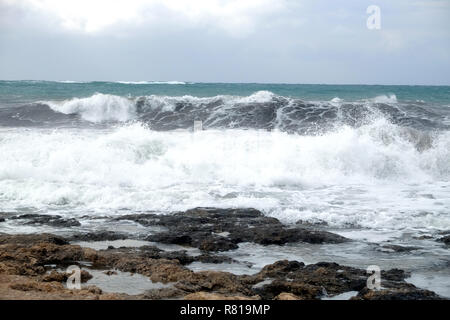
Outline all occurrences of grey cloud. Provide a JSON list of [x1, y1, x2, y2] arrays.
[[0, 0, 449, 84]]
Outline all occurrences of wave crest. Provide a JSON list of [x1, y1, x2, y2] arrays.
[[34, 91, 449, 133], [45, 93, 135, 122]]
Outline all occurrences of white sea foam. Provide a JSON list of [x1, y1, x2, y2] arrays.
[[0, 120, 449, 231], [236, 90, 275, 103], [56, 80, 86, 83], [41, 91, 410, 125], [43, 91, 278, 123], [45, 93, 136, 122], [369, 94, 398, 104]]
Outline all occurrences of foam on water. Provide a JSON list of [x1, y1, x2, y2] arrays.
[[44, 93, 136, 122], [369, 94, 398, 104], [0, 119, 449, 231], [31, 91, 448, 136]]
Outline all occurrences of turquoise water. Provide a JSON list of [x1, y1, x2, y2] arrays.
[[1, 81, 449, 106]]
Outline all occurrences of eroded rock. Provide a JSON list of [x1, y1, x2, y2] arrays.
[[116, 208, 349, 252], [0, 234, 443, 300], [10, 214, 81, 228], [437, 235, 450, 245], [184, 292, 260, 300]]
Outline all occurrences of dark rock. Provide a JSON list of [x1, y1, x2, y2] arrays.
[[0, 212, 15, 220], [0, 233, 69, 246], [42, 269, 92, 283], [296, 220, 329, 227], [256, 260, 305, 278], [255, 279, 321, 299], [233, 226, 348, 245], [113, 213, 161, 227], [0, 233, 443, 300], [355, 285, 443, 300], [379, 245, 421, 253], [103, 270, 118, 276], [198, 237, 238, 252], [68, 231, 129, 242], [0, 235, 83, 276], [248, 260, 368, 299], [381, 268, 409, 282], [195, 254, 234, 264], [139, 246, 195, 265], [142, 287, 186, 300], [0, 218, 5, 223], [413, 235, 433, 240], [174, 271, 252, 296], [10, 214, 81, 228], [146, 234, 193, 245], [437, 235, 450, 245], [247, 260, 436, 300], [93, 244, 231, 266], [131, 207, 349, 252]]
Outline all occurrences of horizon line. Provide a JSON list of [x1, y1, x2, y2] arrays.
[[1, 80, 449, 87]]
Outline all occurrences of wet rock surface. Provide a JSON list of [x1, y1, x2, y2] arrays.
[[116, 207, 349, 252], [354, 286, 442, 300], [0, 233, 443, 300], [67, 231, 130, 242], [9, 214, 81, 228], [42, 269, 93, 283], [378, 244, 422, 253], [438, 235, 450, 245]]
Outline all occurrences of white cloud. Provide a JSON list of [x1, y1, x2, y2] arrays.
[[5, 0, 286, 35]]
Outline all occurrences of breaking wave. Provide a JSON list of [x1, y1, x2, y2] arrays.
[[0, 119, 449, 229], [21, 91, 446, 133]]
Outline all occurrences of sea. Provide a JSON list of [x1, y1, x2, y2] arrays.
[[0, 80, 449, 297]]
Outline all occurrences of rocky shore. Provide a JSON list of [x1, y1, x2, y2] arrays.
[[0, 208, 446, 300]]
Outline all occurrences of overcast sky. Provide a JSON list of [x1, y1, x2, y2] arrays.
[[0, 0, 449, 85]]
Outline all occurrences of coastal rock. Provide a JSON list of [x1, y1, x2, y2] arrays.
[[42, 270, 93, 283], [97, 245, 232, 265], [120, 207, 349, 252], [0, 274, 129, 300], [68, 231, 130, 242], [142, 287, 186, 300], [10, 214, 81, 228], [195, 254, 234, 264], [248, 260, 368, 299], [0, 234, 83, 276], [174, 271, 252, 296], [437, 235, 450, 245], [256, 280, 320, 300], [0, 233, 69, 246], [248, 261, 427, 300], [355, 286, 443, 300], [379, 245, 421, 253], [184, 292, 260, 300], [0, 233, 443, 300], [274, 292, 302, 300], [198, 237, 239, 252]]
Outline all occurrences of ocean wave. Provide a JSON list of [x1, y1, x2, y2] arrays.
[[368, 94, 398, 104], [56, 80, 87, 84], [43, 93, 136, 122], [32, 91, 448, 133], [0, 121, 449, 229], [115, 81, 186, 85]]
